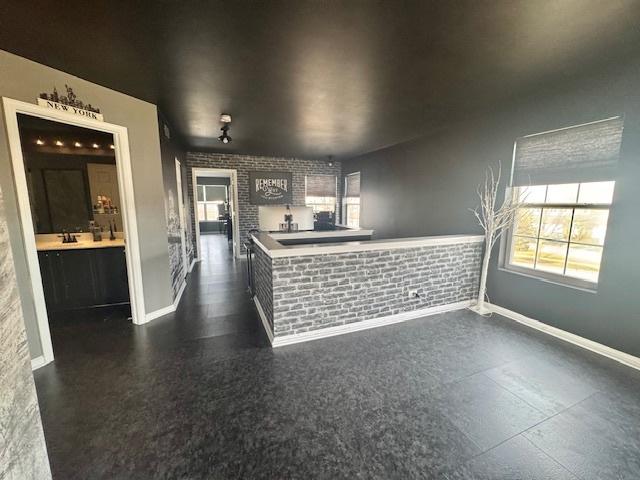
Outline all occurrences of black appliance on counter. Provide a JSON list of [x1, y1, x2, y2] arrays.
[[314, 211, 335, 231]]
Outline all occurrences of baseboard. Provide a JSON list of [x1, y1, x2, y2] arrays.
[[145, 304, 175, 322], [143, 279, 188, 323], [31, 355, 48, 370], [487, 303, 640, 372], [271, 300, 474, 348], [173, 280, 187, 309], [253, 296, 274, 345]]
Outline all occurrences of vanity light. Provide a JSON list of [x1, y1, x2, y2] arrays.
[[92, 143, 100, 149], [36, 139, 45, 145], [55, 140, 64, 147], [74, 141, 82, 148]]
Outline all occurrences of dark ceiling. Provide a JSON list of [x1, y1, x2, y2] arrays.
[[1, 1, 640, 159]]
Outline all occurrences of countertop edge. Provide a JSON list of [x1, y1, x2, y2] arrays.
[[36, 240, 126, 252], [252, 233, 484, 258]]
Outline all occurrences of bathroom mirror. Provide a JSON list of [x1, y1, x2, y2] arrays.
[[17, 114, 122, 234]]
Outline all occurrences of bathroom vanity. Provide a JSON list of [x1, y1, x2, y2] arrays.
[[36, 234, 129, 312]]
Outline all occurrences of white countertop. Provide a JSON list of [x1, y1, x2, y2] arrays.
[[35, 233, 125, 251], [252, 231, 484, 258]]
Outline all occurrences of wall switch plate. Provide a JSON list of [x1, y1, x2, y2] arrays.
[[409, 290, 419, 298]]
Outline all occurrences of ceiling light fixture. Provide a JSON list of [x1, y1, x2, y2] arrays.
[[109, 144, 115, 149], [218, 113, 232, 144], [92, 143, 100, 149], [36, 139, 45, 145], [74, 141, 82, 148], [218, 125, 232, 144], [55, 140, 64, 146]]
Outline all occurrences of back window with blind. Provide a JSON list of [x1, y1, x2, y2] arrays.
[[343, 172, 361, 228], [305, 175, 337, 212], [505, 117, 623, 288]]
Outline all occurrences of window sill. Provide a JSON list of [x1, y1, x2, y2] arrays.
[[496, 266, 598, 294]]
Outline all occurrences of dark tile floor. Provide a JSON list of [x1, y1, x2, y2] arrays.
[[34, 234, 640, 479]]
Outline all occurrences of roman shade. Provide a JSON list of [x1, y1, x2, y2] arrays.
[[512, 117, 624, 186], [344, 172, 361, 197], [305, 175, 337, 197]]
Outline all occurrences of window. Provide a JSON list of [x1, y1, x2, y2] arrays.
[[196, 184, 227, 221], [504, 117, 623, 288], [305, 175, 337, 213], [343, 172, 361, 228], [508, 181, 614, 284]]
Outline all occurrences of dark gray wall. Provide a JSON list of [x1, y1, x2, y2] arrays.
[[344, 60, 640, 357]]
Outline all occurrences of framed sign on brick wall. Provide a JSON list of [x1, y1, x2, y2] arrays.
[[249, 171, 293, 205]]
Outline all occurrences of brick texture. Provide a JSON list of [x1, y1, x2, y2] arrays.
[[267, 241, 483, 338], [252, 244, 274, 335], [185, 152, 342, 256]]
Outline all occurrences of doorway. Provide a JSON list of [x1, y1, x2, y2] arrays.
[[191, 168, 240, 261], [3, 98, 145, 368]]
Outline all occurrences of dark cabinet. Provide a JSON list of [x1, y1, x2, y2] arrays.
[[38, 247, 129, 312]]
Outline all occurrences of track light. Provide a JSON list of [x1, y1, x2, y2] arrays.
[[36, 139, 45, 145], [55, 140, 64, 146], [218, 113, 232, 144], [218, 124, 232, 144], [74, 141, 82, 148]]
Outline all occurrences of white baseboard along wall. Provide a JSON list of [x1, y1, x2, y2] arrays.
[[487, 303, 640, 372]]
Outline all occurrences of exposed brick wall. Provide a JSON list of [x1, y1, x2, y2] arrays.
[[253, 245, 274, 334], [185, 152, 342, 256], [269, 241, 483, 337]]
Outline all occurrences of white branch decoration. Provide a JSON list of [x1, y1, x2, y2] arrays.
[[470, 162, 526, 314]]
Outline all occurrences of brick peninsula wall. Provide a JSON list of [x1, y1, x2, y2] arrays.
[[252, 235, 484, 342], [185, 152, 342, 256]]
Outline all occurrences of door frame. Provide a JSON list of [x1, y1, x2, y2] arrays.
[[191, 167, 240, 259], [2, 97, 146, 367], [174, 158, 188, 277]]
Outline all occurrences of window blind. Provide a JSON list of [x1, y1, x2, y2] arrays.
[[512, 117, 624, 186], [344, 172, 361, 197], [305, 175, 337, 197]]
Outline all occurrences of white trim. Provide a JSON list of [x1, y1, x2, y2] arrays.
[[144, 279, 187, 323], [271, 300, 473, 348], [145, 304, 175, 322], [31, 355, 48, 370], [486, 303, 640, 371], [253, 232, 484, 258], [2, 97, 146, 363], [188, 257, 197, 273], [173, 279, 187, 309], [191, 167, 241, 259], [253, 296, 274, 345]]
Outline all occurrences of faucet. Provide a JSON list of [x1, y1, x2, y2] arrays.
[[58, 230, 78, 243]]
